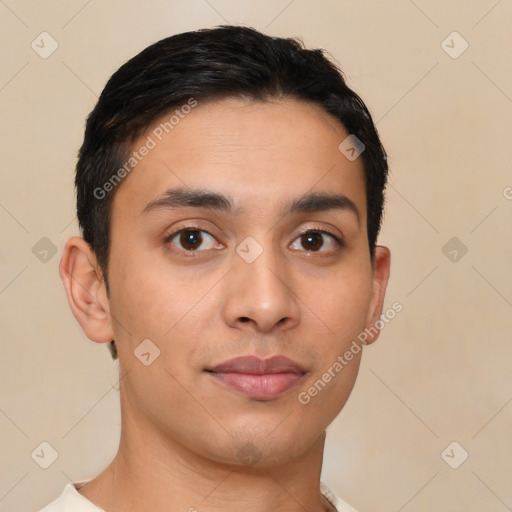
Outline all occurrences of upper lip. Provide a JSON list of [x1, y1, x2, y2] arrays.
[[206, 355, 306, 375]]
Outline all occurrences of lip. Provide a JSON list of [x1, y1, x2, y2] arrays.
[[205, 355, 307, 400]]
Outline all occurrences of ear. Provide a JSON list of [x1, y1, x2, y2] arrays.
[[363, 245, 391, 345], [59, 236, 114, 344]]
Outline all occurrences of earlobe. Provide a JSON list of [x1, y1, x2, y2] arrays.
[[59, 236, 114, 344], [363, 246, 391, 345]]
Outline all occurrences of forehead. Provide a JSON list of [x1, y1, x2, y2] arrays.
[[111, 97, 366, 222]]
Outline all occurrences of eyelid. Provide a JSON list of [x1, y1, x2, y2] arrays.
[[294, 221, 344, 241], [290, 226, 344, 252], [164, 224, 214, 243], [163, 223, 345, 254]]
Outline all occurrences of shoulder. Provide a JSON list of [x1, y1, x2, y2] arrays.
[[41, 480, 354, 512], [320, 481, 360, 512], [38, 482, 104, 512]]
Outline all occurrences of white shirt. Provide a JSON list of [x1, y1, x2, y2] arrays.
[[38, 481, 359, 512]]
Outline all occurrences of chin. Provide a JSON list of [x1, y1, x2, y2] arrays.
[[210, 422, 321, 469]]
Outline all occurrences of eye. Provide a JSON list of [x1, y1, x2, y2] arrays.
[[290, 229, 342, 253], [165, 228, 220, 252]]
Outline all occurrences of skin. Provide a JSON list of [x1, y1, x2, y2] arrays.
[[60, 97, 390, 512]]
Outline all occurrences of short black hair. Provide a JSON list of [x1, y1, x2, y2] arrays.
[[74, 25, 388, 358]]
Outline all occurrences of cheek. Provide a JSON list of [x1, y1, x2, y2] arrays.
[[296, 352, 361, 434], [309, 265, 373, 343], [108, 250, 220, 369], [108, 243, 174, 325], [296, 281, 370, 421], [109, 264, 160, 335], [298, 265, 371, 404]]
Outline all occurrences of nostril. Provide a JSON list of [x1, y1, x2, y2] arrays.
[[240, 317, 251, 323]]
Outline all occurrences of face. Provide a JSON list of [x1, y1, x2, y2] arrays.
[[104, 97, 389, 467]]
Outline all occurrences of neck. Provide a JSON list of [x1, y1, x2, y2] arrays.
[[78, 395, 333, 512]]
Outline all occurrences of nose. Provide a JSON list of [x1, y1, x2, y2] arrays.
[[222, 241, 300, 333]]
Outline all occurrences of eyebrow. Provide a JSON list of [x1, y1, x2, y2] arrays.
[[140, 187, 360, 225]]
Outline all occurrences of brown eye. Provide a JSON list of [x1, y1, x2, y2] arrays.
[[290, 229, 342, 253], [179, 230, 203, 250], [166, 228, 218, 252], [301, 232, 324, 251]]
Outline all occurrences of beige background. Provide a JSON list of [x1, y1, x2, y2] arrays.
[[1, 1, 511, 511]]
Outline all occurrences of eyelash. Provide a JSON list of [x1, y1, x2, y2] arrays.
[[164, 225, 344, 256], [291, 228, 344, 252]]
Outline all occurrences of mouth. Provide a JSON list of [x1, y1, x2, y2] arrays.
[[205, 355, 307, 400]]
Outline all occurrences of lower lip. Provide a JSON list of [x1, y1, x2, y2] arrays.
[[208, 372, 304, 400]]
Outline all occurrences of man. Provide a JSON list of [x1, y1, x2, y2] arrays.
[[41, 25, 390, 512]]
